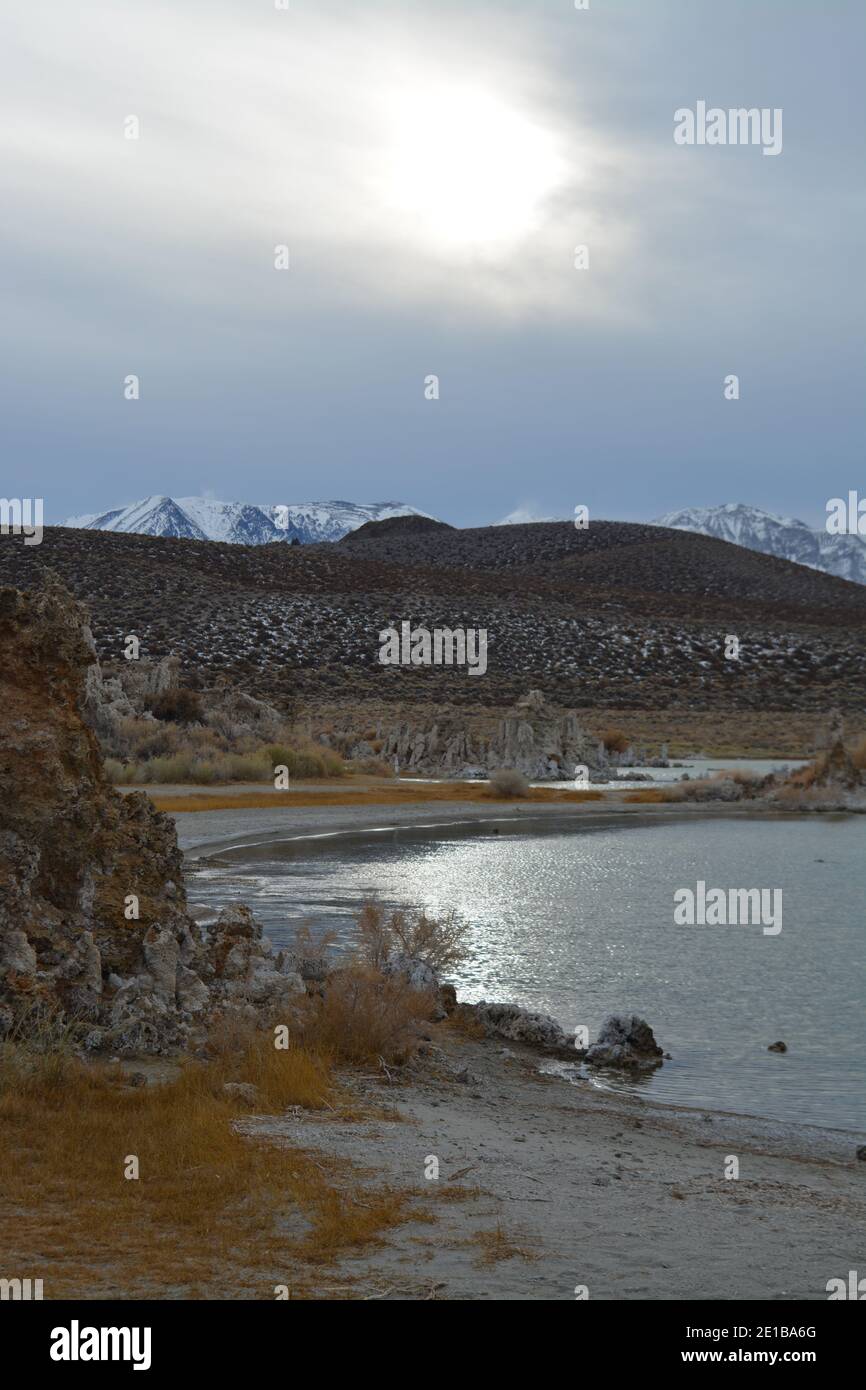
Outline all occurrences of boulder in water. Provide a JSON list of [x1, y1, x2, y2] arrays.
[[585, 1014, 664, 1069]]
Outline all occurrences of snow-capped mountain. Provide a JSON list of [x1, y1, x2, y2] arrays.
[[63, 496, 433, 545], [653, 503, 866, 585], [495, 507, 566, 525]]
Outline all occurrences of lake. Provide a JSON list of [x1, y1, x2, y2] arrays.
[[187, 812, 865, 1132]]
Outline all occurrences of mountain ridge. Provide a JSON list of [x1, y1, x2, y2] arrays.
[[653, 502, 866, 585], [63, 496, 433, 546], [61, 496, 866, 585]]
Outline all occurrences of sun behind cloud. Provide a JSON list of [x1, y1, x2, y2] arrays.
[[379, 84, 569, 250]]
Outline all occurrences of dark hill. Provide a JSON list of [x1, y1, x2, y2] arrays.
[[0, 521, 863, 714], [341, 514, 454, 541]]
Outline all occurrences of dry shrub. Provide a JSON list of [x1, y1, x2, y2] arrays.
[[298, 965, 434, 1065], [356, 900, 468, 975], [350, 756, 394, 777], [101, 715, 168, 761], [599, 727, 631, 755], [264, 743, 345, 779], [104, 740, 346, 785], [787, 738, 866, 788], [103, 756, 130, 784], [286, 921, 336, 978], [485, 767, 529, 798], [147, 688, 205, 724], [727, 770, 762, 789], [663, 777, 745, 803], [788, 754, 825, 788]]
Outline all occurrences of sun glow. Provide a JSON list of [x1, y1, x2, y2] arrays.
[[380, 86, 569, 249]]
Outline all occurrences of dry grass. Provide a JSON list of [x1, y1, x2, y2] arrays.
[[0, 1027, 410, 1299], [580, 707, 848, 759], [107, 740, 346, 786], [432, 1184, 486, 1204], [625, 770, 761, 805], [467, 1223, 539, 1266]]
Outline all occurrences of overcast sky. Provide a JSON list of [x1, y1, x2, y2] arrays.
[[1, 0, 863, 528]]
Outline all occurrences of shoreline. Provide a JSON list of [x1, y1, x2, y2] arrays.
[[240, 1026, 865, 1299], [171, 793, 839, 859], [172, 797, 864, 1156]]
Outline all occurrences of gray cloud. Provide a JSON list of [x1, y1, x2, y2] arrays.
[[1, 0, 862, 528]]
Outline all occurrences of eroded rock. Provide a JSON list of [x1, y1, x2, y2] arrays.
[[0, 575, 307, 1053], [473, 1001, 570, 1049], [585, 1014, 664, 1069], [378, 689, 605, 781]]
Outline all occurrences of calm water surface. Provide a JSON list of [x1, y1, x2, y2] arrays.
[[188, 815, 865, 1132]]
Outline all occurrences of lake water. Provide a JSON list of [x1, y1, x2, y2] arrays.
[[552, 755, 810, 790], [403, 755, 809, 791], [187, 813, 865, 1132]]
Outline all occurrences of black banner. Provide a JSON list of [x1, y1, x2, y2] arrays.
[[3, 1299, 861, 1374]]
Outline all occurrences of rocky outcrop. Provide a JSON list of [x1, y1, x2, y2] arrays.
[[812, 713, 861, 790], [383, 953, 440, 992], [0, 575, 302, 1053], [204, 905, 304, 1010], [473, 1001, 571, 1050], [585, 1014, 664, 1069], [377, 690, 604, 781], [201, 680, 285, 742], [84, 650, 286, 753]]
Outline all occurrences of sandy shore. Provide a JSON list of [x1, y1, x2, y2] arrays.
[[171, 794, 806, 859], [167, 795, 864, 1300], [239, 1026, 865, 1300]]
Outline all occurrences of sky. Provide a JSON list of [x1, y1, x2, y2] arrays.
[[1, 0, 863, 529]]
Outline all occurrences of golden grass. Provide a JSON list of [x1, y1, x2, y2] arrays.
[[0, 1032, 409, 1299], [148, 782, 606, 813], [467, 1223, 538, 1266], [432, 1184, 485, 1204]]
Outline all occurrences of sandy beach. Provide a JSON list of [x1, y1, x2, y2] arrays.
[[236, 1026, 864, 1301], [168, 795, 865, 1301]]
